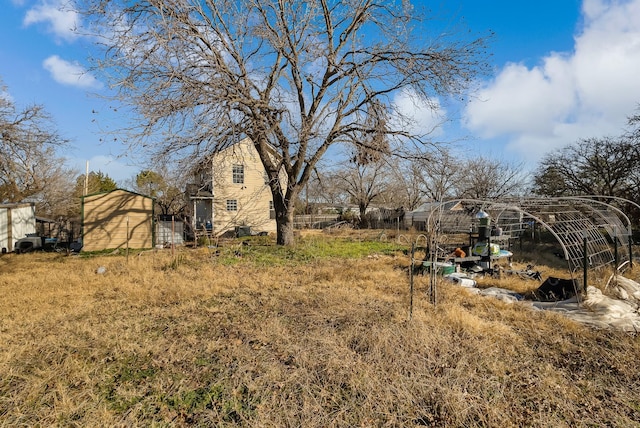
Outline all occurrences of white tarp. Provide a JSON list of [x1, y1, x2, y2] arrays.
[[458, 275, 640, 332]]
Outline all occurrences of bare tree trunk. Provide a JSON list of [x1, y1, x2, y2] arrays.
[[272, 186, 297, 246], [359, 202, 369, 229], [275, 206, 296, 246]]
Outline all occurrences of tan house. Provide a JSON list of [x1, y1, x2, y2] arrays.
[[81, 189, 154, 251], [187, 137, 281, 236]]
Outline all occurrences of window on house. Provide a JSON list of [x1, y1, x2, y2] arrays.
[[226, 199, 238, 211], [269, 201, 276, 219], [232, 164, 244, 184]]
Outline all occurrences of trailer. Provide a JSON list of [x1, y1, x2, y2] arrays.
[[0, 203, 36, 253]]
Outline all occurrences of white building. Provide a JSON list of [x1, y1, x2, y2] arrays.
[[0, 203, 36, 253]]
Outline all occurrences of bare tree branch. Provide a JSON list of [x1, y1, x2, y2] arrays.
[[0, 80, 73, 215]]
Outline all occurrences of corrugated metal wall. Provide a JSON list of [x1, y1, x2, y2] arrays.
[[156, 220, 184, 245], [0, 204, 36, 252]]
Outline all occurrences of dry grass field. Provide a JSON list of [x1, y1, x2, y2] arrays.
[[1, 230, 640, 427]]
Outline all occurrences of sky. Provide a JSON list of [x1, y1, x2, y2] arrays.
[[1, 0, 640, 184]]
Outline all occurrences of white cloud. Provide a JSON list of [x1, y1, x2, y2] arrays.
[[465, 54, 576, 138], [392, 89, 447, 137], [23, 0, 80, 42], [464, 0, 640, 161], [43, 55, 102, 89]]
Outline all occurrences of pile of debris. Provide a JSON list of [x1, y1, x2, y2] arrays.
[[445, 272, 640, 332], [530, 276, 640, 332]]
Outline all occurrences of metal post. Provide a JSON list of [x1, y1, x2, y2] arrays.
[[612, 225, 618, 271], [629, 227, 634, 268], [126, 215, 130, 263], [409, 243, 415, 320], [487, 234, 491, 272], [519, 233, 523, 252], [583, 235, 588, 296], [84, 161, 89, 196]]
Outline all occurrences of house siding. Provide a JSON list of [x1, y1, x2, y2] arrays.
[[211, 138, 277, 234]]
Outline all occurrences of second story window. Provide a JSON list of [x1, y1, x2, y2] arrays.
[[232, 164, 244, 184]]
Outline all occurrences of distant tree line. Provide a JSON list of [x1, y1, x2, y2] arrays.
[[4, 67, 640, 232], [300, 107, 640, 229], [302, 149, 528, 226], [532, 109, 640, 223]]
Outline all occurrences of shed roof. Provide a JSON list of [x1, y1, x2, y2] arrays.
[[81, 188, 154, 201], [0, 202, 35, 209]]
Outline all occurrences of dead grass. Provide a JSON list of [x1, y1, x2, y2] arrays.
[[1, 236, 640, 427]]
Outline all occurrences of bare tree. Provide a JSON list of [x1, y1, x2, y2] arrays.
[[34, 168, 79, 219], [0, 80, 73, 216], [454, 156, 529, 200], [79, 0, 490, 244], [533, 136, 640, 199], [304, 165, 349, 208], [364, 156, 423, 211], [329, 158, 391, 227], [134, 169, 186, 217], [415, 148, 458, 201]]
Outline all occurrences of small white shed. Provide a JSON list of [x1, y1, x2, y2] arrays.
[[0, 203, 36, 253]]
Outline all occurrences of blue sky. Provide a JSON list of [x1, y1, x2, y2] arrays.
[[1, 0, 640, 184]]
